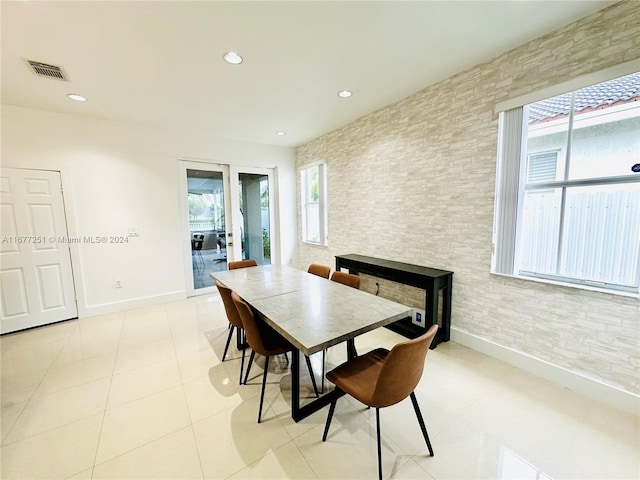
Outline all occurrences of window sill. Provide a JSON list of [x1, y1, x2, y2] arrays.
[[490, 271, 640, 299], [302, 240, 328, 248]]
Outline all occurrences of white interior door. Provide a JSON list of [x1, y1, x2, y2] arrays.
[[1, 168, 77, 333]]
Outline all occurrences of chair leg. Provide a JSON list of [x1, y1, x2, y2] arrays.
[[322, 396, 339, 441], [321, 350, 326, 394], [304, 355, 319, 397], [239, 340, 247, 385], [244, 350, 256, 385], [236, 327, 247, 350], [410, 392, 434, 456], [222, 325, 235, 362], [376, 407, 382, 480], [257, 356, 270, 423]]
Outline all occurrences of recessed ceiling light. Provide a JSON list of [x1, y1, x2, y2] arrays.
[[276, 131, 286, 136], [223, 52, 243, 65], [67, 94, 87, 102], [337, 90, 352, 98]]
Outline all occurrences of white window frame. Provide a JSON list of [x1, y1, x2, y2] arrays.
[[300, 162, 327, 246], [492, 66, 640, 297]]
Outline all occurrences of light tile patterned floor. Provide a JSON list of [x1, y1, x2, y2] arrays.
[[1, 294, 638, 479]]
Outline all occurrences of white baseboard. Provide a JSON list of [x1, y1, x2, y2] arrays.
[[451, 327, 640, 416], [78, 291, 187, 318]]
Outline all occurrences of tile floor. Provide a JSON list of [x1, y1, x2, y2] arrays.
[[1, 294, 638, 479]]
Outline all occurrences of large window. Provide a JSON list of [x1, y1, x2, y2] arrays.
[[301, 163, 327, 245], [493, 71, 640, 294]]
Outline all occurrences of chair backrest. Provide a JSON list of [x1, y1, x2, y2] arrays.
[[308, 263, 331, 279], [215, 280, 243, 329], [330, 271, 361, 289], [231, 291, 269, 356], [371, 324, 438, 408], [228, 259, 258, 270]]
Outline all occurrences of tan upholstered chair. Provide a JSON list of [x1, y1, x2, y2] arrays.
[[330, 271, 361, 289], [231, 291, 319, 423], [323, 270, 362, 389], [228, 259, 258, 270], [308, 263, 331, 279], [215, 280, 246, 384], [322, 324, 439, 480]]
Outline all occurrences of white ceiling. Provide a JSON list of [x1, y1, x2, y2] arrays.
[[1, 1, 618, 148]]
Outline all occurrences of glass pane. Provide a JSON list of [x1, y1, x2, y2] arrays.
[[517, 189, 562, 275], [568, 73, 640, 180], [526, 72, 640, 183], [526, 97, 570, 183], [305, 203, 320, 242], [238, 173, 270, 265], [302, 165, 323, 243], [187, 169, 227, 289], [307, 165, 319, 202], [559, 183, 640, 286]]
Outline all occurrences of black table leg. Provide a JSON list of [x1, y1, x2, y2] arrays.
[[291, 349, 344, 422]]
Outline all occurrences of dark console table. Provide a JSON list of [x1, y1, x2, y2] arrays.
[[335, 254, 453, 347]]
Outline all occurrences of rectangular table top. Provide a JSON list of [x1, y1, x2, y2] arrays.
[[211, 265, 412, 356]]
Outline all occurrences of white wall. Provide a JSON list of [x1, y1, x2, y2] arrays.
[[1, 104, 297, 316]]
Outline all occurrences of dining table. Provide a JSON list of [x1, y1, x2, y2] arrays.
[[210, 264, 412, 422]]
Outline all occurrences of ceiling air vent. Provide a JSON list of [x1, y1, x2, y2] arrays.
[[26, 60, 68, 81]]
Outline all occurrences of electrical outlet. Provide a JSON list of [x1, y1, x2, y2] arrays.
[[412, 308, 426, 327], [115, 278, 123, 288]]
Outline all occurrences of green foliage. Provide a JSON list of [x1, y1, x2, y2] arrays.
[[263, 228, 270, 257]]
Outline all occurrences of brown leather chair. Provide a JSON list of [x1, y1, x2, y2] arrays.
[[322, 324, 439, 480], [215, 280, 246, 384], [231, 291, 319, 422], [228, 259, 258, 270], [308, 263, 331, 279], [324, 270, 362, 389], [330, 271, 360, 289]]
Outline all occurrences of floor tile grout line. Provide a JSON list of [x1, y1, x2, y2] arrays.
[[169, 306, 207, 479], [88, 309, 126, 479], [295, 431, 322, 480], [1, 320, 80, 446], [90, 422, 196, 474], [92, 304, 192, 473]]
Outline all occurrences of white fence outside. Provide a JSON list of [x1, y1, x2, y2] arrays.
[[519, 189, 640, 287]]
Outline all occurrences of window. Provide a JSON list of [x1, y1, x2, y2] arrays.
[[493, 71, 640, 294], [301, 163, 327, 245]]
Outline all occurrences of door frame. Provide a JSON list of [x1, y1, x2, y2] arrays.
[[177, 160, 279, 297], [228, 165, 279, 265], [177, 160, 232, 297], [1, 167, 79, 332]]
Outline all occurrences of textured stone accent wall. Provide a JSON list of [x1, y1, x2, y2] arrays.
[[296, 1, 640, 394]]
